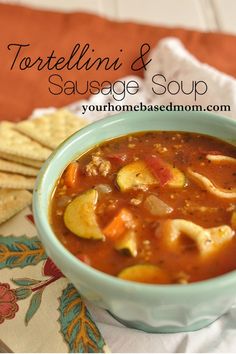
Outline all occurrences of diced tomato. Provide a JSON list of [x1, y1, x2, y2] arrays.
[[107, 153, 127, 164], [145, 155, 173, 187]]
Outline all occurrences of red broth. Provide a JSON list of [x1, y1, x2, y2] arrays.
[[51, 132, 236, 284]]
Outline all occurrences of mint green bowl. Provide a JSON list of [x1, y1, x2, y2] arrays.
[[33, 111, 236, 333]]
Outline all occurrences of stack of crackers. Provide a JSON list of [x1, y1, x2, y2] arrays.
[[0, 109, 87, 225]]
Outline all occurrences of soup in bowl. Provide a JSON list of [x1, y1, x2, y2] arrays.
[[33, 111, 236, 333]]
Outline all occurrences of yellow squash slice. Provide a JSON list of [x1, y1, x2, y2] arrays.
[[118, 264, 171, 284], [64, 189, 104, 240]]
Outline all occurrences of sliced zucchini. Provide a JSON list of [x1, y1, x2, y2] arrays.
[[116, 160, 185, 192], [63, 189, 104, 240], [116, 161, 157, 192], [115, 230, 138, 257], [167, 166, 186, 188], [118, 264, 171, 284]]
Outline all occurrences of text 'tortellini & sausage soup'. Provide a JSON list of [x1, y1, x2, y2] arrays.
[[50, 131, 236, 284]]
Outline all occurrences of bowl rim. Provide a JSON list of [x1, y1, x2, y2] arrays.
[[33, 110, 236, 295]]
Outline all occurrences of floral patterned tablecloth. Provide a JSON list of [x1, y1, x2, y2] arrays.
[[0, 207, 107, 353]]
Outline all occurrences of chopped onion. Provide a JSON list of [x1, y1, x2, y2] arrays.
[[95, 184, 112, 194], [144, 195, 173, 216], [56, 195, 72, 208]]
